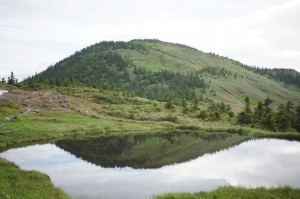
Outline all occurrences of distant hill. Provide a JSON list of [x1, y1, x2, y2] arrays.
[[23, 39, 300, 110]]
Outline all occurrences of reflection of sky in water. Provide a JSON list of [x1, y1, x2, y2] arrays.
[[1, 139, 300, 199]]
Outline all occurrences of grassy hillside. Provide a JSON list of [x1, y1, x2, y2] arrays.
[[23, 39, 300, 111], [122, 40, 300, 110]]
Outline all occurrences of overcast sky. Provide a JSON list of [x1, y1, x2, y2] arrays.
[[1, 0, 300, 81]]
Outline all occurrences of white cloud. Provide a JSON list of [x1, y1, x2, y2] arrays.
[[207, 0, 300, 69], [0, 0, 299, 81]]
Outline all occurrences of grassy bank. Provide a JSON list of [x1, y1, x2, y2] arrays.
[[2, 109, 300, 150], [0, 158, 69, 199], [1, 86, 300, 150], [175, 123, 300, 141], [0, 110, 174, 149], [155, 186, 300, 199]]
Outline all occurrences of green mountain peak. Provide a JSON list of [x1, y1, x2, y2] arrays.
[[23, 39, 300, 111]]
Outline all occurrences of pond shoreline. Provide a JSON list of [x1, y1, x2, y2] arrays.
[[2, 123, 300, 151], [0, 128, 300, 198]]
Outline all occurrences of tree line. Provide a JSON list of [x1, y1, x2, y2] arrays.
[[237, 96, 300, 132], [164, 94, 234, 122], [232, 59, 300, 88]]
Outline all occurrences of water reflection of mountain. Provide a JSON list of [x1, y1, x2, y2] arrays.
[[55, 132, 248, 169]]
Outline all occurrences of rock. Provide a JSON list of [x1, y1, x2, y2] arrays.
[[62, 103, 70, 108], [33, 108, 39, 113], [47, 98, 55, 104], [63, 97, 68, 102], [23, 107, 31, 114], [31, 93, 41, 98], [56, 92, 63, 98]]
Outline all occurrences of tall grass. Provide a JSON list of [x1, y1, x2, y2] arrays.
[[155, 186, 300, 199]]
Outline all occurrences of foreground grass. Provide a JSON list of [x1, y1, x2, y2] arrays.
[[155, 186, 300, 199], [0, 158, 69, 199]]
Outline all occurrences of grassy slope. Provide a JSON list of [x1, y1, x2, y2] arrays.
[[0, 158, 69, 199], [119, 40, 300, 111]]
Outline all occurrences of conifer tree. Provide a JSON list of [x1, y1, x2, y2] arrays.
[[237, 96, 253, 125], [181, 98, 188, 113], [253, 101, 264, 125], [165, 96, 174, 110], [275, 104, 289, 131], [286, 100, 296, 129], [263, 97, 275, 131], [192, 96, 199, 111], [7, 71, 16, 85], [296, 104, 300, 132]]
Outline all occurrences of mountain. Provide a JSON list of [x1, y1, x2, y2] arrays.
[[23, 39, 300, 111]]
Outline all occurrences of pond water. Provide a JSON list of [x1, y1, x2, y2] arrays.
[[1, 132, 300, 199]]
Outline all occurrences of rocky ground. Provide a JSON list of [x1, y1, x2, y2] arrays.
[[0, 89, 72, 115]]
